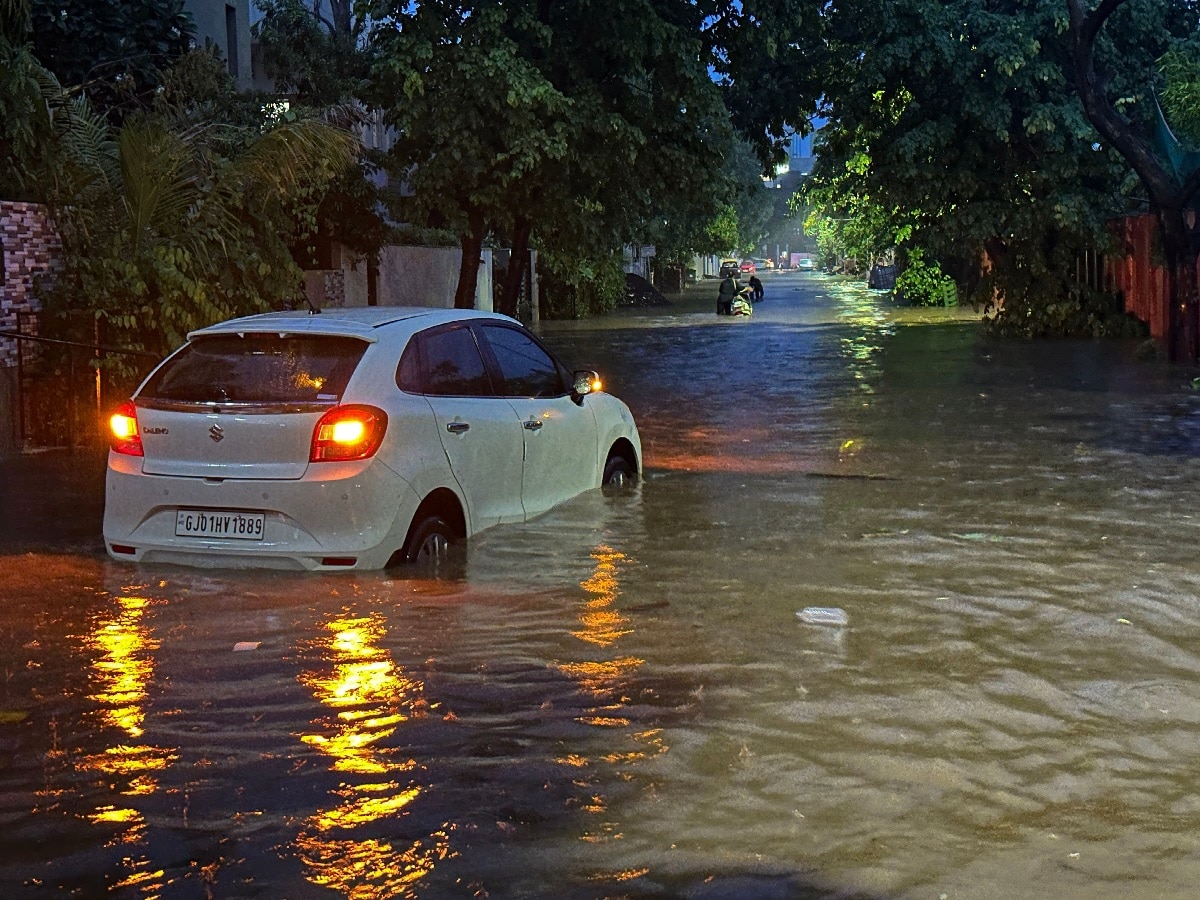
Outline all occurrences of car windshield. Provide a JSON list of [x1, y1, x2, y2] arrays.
[[140, 333, 369, 404]]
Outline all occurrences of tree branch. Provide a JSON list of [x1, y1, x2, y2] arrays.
[[1071, 0, 1127, 51], [1066, 0, 1178, 202]]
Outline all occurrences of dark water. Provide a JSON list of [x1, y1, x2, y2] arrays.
[[5, 272, 1200, 898]]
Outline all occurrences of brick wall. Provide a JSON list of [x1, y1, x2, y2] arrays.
[[1, 201, 61, 367]]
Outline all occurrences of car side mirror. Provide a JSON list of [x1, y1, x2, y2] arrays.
[[572, 370, 602, 404]]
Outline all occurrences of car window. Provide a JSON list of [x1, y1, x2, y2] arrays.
[[406, 326, 494, 397], [140, 334, 367, 403], [478, 324, 565, 398]]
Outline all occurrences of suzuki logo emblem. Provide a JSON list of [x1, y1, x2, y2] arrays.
[[209, 424, 225, 443]]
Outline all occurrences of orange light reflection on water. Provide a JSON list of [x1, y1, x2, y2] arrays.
[[555, 546, 671, 855], [295, 611, 454, 899], [639, 420, 850, 475], [73, 589, 175, 897]]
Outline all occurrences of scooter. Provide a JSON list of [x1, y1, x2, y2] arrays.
[[730, 287, 754, 317]]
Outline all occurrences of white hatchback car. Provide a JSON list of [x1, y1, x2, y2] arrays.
[[103, 307, 641, 571]]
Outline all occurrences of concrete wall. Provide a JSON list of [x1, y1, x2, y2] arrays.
[[299, 246, 495, 312], [376, 246, 493, 311]]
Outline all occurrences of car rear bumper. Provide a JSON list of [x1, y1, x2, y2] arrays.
[[102, 452, 420, 571]]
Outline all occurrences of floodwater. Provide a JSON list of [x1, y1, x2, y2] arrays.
[[4, 271, 1200, 898]]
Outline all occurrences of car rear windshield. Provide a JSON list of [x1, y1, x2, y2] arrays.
[[140, 333, 368, 404]]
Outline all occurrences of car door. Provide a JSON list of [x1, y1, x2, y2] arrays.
[[475, 323, 599, 519], [404, 325, 525, 528]]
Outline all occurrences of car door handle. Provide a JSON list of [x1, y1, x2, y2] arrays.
[[523, 419, 543, 431], [446, 422, 470, 434]]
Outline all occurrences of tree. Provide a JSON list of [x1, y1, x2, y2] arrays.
[[0, 16, 62, 199], [365, 0, 732, 314], [38, 67, 357, 367], [703, 0, 828, 168], [1066, 0, 1200, 359], [366, 2, 571, 309], [721, 1, 1200, 343], [1, 0, 28, 40], [28, 0, 193, 117], [735, 1, 1148, 335], [253, 0, 367, 107]]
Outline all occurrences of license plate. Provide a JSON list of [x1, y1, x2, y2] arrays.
[[175, 509, 265, 540]]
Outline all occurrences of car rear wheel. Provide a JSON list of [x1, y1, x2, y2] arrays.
[[602, 455, 636, 492], [404, 515, 454, 565]]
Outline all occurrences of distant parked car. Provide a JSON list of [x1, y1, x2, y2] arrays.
[[103, 307, 642, 571], [719, 258, 740, 279], [796, 257, 817, 271], [739, 259, 756, 274]]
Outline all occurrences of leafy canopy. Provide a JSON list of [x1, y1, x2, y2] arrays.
[[364, 0, 734, 312]]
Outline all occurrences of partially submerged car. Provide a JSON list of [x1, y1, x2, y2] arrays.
[[103, 308, 641, 571]]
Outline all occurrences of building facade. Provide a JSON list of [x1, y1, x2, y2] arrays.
[[182, 0, 253, 89]]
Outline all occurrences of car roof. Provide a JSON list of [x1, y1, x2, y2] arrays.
[[187, 307, 520, 343]]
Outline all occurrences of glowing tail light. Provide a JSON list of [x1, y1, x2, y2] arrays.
[[311, 405, 388, 462], [109, 401, 144, 457]]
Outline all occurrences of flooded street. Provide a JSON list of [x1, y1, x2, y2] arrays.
[[5, 270, 1200, 898]]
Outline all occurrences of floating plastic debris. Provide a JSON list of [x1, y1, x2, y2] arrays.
[[233, 641, 261, 652], [796, 607, 848, 627]]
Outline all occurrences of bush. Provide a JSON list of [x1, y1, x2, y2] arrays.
[[538, 251, 625, 319], [895, 249, 958, 307]]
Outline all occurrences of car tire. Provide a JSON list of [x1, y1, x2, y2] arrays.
[[602, 455, 637, 491], [403, 515, 454, 565]]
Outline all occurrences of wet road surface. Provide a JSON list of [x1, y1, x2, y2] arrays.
[[4, 271, 1200, 898]]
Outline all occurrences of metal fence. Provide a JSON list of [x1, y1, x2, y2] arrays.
[[0, 313, 160, 450]]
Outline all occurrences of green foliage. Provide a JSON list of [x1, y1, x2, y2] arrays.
[[0, 36, 61, 199], [29, 0, 194, 117], [387, 223, 460, 248], [38, 93, 357, 374], [650, 137, 773, 270], [704, 204, 740, 255], [722, 137, 775, 253], [705, 0, 827, 167], [253, 0, 366, 107], [365, 0, 732, 313], [1159, 47, 1200, 147], [538, 250, 625, 320], [894, 249, 957, 307], [771, 0, 1177, 336], [981, 236, 1147, 339], [0, 0, 30, 41]]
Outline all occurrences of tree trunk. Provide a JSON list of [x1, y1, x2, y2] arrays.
[[326, 1, 352, 38], [500, 216, 533, 319], [1066, 0, 1200, 360], [455, 208, 486, 310]]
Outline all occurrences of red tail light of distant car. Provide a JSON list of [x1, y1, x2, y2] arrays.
[[310, 405, 388, 462]]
